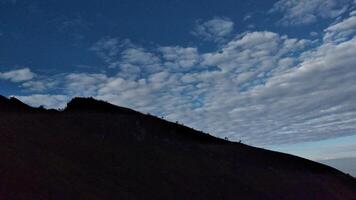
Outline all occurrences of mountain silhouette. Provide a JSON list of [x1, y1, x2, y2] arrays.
[[0, 95, 355, 200], [0, 95, 37, 112]]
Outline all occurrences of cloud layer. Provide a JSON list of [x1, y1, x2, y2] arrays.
[[3, 10, 356, 146], [270, 0, 353, 26]]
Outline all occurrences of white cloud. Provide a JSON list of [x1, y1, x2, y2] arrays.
[[202, 31, 310, 80], [90, 37, 122, 68], [22, 81, 48, 91], [65, 73, 108, 96], [91, 38, 163, 78], [0, 68, 35, 82], [236, 36, 356, 144], [324, 14, 356, 42], [159, 46, 200, 69], [13, 11, 356, 147], [270, 0, 351, 26], [119, 46, 162, 77], [192, 17, 234, 42], [16, 94, 69, 109]]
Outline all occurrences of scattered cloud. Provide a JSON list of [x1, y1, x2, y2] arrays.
[[159, 46, 200, 69], [90, 38, 162, 75], [0, 68, 35, 82], [10, 10, 356, 146], [65, 73, 108, 96], [22, 81, 49, 91], [310, 32, 319, 37], [243, 14, 252, 21], [16, 94, 70, 109], [270, 0, 351, 26], [192, 17, 234, 43], [324, 13, 356, 42], [119, 46, 162, 78], [90, 37, 123, 68]]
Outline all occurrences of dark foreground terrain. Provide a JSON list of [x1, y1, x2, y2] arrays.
[[0, 95, 355, 200]]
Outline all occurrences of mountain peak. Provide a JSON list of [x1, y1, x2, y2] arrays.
[[0, 95, 34, 112]]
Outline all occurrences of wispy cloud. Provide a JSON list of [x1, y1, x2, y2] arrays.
[[90, 37, 123, 68], [270, 0, 351, 26], [192, 17, 234, 43], [0, 68, 35, 82], [324, 12, 356, 42]]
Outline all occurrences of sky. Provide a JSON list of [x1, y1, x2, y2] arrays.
[[1, 0, 356, 161]]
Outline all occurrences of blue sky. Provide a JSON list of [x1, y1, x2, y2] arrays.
[[1, 0, 356, 160]]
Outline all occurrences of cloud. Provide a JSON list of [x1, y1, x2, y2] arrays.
[[15, 94, 70, 109], [22, 81, 49, 91], [270, 0, 351, 26], [0, 68, 35, 82], [237, 36, 356, 144], [192, 17, 234, 43], [324, 13, 356, 42], [13, 11, 356, 146], [243, 14, 252, 21], [119, 46, 162, 78], [65, 73, 108, 96], [159, 46, 200, 69], [90, 38, 162, 78], [310, 32, 319, 37], [202, 31, 310, 81], [90, 37, 122, 68]]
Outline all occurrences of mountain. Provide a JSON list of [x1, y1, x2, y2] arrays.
[[0, 95, 37, 112], [0, 95, 355, 200], [319, 158, 356, 177]]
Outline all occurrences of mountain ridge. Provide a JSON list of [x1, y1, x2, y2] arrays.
[[0, 95, 355, 199], [0, 95, 37, 112]]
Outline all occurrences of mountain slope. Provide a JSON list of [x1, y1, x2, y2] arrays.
[[319, 158, 356, 177], [0, 95, 355, 200]]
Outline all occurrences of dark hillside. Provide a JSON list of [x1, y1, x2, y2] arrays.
[[0, 95, 355, 200], [0, 95, 37, 112]]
